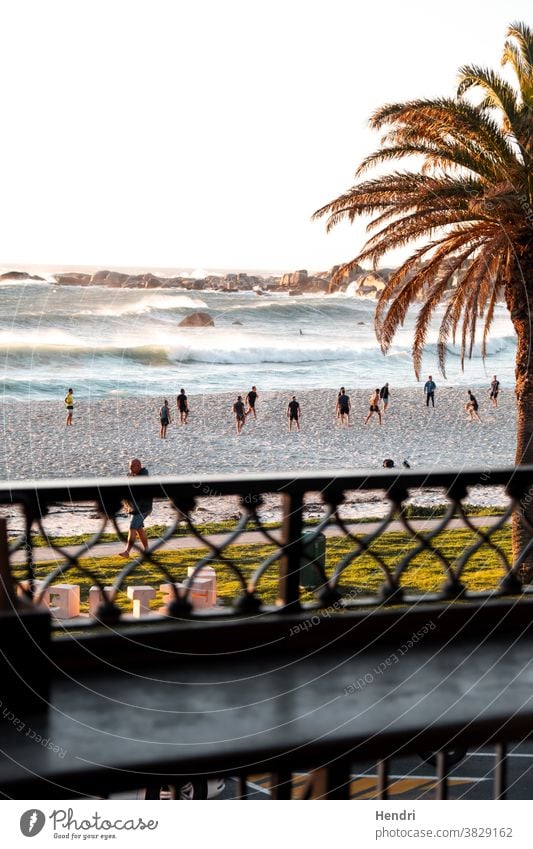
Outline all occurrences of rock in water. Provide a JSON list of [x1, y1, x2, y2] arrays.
[[178, 312, 215, 327]]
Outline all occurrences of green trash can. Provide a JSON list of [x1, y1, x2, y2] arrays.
[[300, 531, 326, 589]]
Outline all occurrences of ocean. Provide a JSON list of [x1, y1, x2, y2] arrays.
[[0, 277, 516, 400]]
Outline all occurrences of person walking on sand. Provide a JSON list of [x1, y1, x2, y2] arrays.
[[287, 395, 301, 431], [177, 388, 189, 424], [336, 387, 351, 427], [159, 399, 171, 438], [232, 395, 246, 434], [119, 458, 153, 558], [379, 382, 390, 413], [424, 375, 436, 408], [64, 388, 74, 426], [489, 375, 501, 408], [364, 388, 382, 425], [466, 389, 481, 422], [246, 386, 258, 419]]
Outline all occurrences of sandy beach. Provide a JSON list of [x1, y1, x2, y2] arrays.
[[0, 386, 515, 536]]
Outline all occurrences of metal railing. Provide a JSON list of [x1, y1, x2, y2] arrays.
[[1, 465, 531, 619], [1, 466, 533, 799]]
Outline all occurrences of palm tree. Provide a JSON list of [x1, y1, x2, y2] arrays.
[[313, 22, 533, 574]]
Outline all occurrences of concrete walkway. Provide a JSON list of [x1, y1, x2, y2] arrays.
[[10, 514, 507, 564]]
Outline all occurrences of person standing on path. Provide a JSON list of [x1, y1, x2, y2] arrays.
[[246, 386, 258, 419], [379, 382, 390, 413], [159, 399, 171, 438], [65, 388, 74, 426], [287, 396, 301, 431], [336, 387, 351, 427], [177, 388, 189, 424], [424, 375, 436, 408], [364, 388, 382, 426], [232, 395, 246, 434], [489, 375, 501, 408], [119, 458, 153, 558]]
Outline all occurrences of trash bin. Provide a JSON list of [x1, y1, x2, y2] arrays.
[[299, 531, 326, 590]]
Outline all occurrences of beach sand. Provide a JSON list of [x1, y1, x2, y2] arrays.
[[0, 386, 514, 536]]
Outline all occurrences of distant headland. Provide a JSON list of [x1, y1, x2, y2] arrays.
[[0, 265, 397, 299]]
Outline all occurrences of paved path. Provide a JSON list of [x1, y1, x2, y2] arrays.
[[10, 514, 507, 564]]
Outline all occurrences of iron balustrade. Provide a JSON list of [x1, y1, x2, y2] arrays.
[[1, 465, 531, 618], [0, 466, 533, 799]]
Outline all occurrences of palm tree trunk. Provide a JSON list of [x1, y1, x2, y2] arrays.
[[507, 260, 533, 580]]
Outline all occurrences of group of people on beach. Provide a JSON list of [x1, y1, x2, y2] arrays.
[[64, 374, 503, 433], [422, 375, 501, 423]]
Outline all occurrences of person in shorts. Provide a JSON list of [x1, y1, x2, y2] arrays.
[[65, 388, 74, 426], [246, 386, 258, 419], [233, 395, 246, 434], [159, 399, 171, 438], [119, 458, 153, 558], [336, 387, 351, 427], [465, 389, 481, 422], [489, 375, 500, 408], [177, 388, 189, 424], [364, 388, 382, 425], [287, 395, 301, 431]]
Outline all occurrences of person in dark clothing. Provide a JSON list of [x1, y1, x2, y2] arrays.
[[233, 395, 246, 434], [336, 387, 351, 427], [159, 399, 171, 438], [466, 389, 481, 422], [177, 388, 189, 424], [246, 386, 258, 419], [379, 382, 390, 412], [364, 388, 382, 425], [424, 376, 436, 407], [119, 458, 153, 558], [489, 375, 500, 408], [287, 396, 301, 431]]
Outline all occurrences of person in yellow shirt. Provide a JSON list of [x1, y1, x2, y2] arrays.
[[65, 388, 74, 426]]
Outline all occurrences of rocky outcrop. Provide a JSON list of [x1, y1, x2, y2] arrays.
[[0, 271, 45, 281], [353, 272, 387, 298], [278, 269, 328, 293], [178, 312, 215, 327], [327, 264, 363, 292], [46, 263, 395, 296], [55, 272, 92, 286]]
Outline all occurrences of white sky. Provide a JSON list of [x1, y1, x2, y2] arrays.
[[0, 0, 531, 273]]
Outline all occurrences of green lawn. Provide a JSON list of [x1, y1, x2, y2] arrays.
[[21, 503, 506, 549], [17, 524, 512, 614]]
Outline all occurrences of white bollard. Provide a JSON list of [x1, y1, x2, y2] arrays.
[[185, 577, 214, 609], [48, 584, 80, 619], [160, 579, 214, 610], [187, 566, 217, 606], [88, 586, 115, 618], [159, 582, 183, 609], [127, 585, 157, 618]]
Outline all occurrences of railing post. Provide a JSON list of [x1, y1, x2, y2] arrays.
[[0, 519, 16, 611], [277, 491, 303, 610], [377, 758, 390, 799], [435, 750, 449, 800], [302, 763, 351, 799], [0, 517, 51, 715], [494, 743, 508, 800]]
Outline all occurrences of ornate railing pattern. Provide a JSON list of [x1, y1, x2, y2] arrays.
[[1, 467, 533, 800], [0, 466, 531, 624]]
